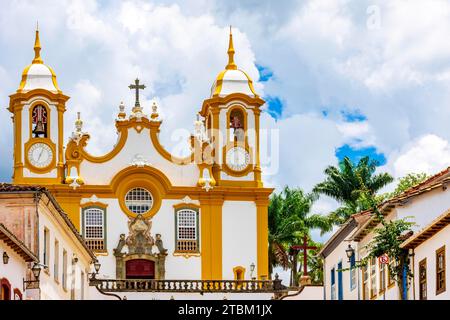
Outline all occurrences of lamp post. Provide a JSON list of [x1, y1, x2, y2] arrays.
[[90, 260, 101, 280], [23, 262, 42, 291], [2, 252, 9, 264], [345, 244, 355, 263], [250, 263, 256, 280]]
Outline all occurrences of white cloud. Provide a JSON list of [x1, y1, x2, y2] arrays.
[[261, 112, 344, 192], [386, 134, 450, 178], [2, 1, 450, 249]]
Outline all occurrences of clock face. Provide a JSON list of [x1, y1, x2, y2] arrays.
[[27, 142, 53, 169], [226, 147, 250, 172]]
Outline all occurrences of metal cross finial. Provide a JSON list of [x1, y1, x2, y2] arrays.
[[128, 78, 146, 107]]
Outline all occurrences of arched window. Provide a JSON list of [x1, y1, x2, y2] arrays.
[[13, 288, 22, 300], [0, 278, 11, 300], [31, 105, 48, 138], [83, 207, 106, 251], [229, 108, 245, 142], [233, 266, 246, 281], [175, 208, 199, 253]]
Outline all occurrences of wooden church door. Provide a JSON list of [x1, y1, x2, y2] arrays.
[[125, 259, 155, 279]]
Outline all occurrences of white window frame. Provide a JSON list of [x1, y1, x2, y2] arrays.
[[83, 208, 105, 239]]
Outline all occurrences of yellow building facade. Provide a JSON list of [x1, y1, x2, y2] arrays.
[[8, 28, 272, 283]]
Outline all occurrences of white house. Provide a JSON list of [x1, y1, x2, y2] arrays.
[[0, 184, 96, 300], [321, 167, 450, 300], [0, 223, 38, 300]]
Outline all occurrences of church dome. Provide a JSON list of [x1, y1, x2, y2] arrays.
[[18, 29, 61, 93], [210, 28, 258, 98]]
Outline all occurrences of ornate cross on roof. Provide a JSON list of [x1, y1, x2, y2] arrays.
[[291, 235, 317, 277], [129, 78, 146, 108]]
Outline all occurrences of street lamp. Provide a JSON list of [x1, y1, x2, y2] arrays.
[[250, 263, 255, 280], [2, 252, 9, 264], [94, 260, 101, 273], [345, 244, 355, 263], [23, 262, 42, 291]]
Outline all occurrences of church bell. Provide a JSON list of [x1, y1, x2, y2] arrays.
[[33, 120, 46, 136]]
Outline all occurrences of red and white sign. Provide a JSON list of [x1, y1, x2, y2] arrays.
[[379, 254, 389, 264]]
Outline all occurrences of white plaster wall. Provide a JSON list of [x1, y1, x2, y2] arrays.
[[38, 206, 91, 300], [222, 201, 257, 280], [80, 128, 199, 186], [91, 198, 201, 281], [0, 241, 28, 299], [357, 216, 400, 300], [323, 239, 359, 300], [396, 188, 450, 232], [23, 168, 57, 178], [413, 224, 450, 300], [283, 286, 323, 300]]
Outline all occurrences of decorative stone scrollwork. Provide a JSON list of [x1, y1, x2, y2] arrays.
[[113, 214, 168, 280]]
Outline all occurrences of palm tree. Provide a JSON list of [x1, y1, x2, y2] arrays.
[[268, 187, 333, 282], [313, 156, 393, 223]]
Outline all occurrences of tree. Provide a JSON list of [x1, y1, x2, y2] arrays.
[[313, 156, 393, 223], [268, 187, 332, 284], [377, 173, 429, 203]]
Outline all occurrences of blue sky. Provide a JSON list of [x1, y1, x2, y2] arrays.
[[2, 0, 450, 198], [3, 0, 450, 284]]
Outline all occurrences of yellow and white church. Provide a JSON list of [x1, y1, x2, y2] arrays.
[[7, 27, 276, 298]]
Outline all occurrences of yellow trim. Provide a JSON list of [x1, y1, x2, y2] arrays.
[[80, 202, 108, 209], [33, 29, 43, 64], [240, 69, 258, 97], [233, 266, 246, 280], [173, 202, 201, 210], [24, 138, 56, 174], [110, 166, 173, 219], [226, 27, 237, 70], [28, 101, 51, 140], [212, 70, 227, 97], [173, 252, 201, 259], [46, 64, 62, 93], [200, 197, 223, 280], [225, 104, 249, 143], [116, 178, 163, 219], [222, 143, 254, 177], [256, 199, 269, 280], [200, 93, 265, 118], [65, 118, 194, 168], [18, 65, 32, 92], [56, 195, 82, 231]]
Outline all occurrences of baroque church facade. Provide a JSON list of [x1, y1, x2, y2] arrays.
[[7, 27, 273, 292]]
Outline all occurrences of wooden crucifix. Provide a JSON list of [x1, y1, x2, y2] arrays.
[[129, 78, 146, 107], [290, 235, 317, 277]]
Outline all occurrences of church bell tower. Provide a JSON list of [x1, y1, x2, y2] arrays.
[[8, 27, 69, 184], [199, 27, 265, 187]]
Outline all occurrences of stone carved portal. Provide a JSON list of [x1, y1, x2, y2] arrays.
[[113, 214, 168, 280]]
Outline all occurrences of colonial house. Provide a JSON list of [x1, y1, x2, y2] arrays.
[[320, 167, 450, 300], [0, 184, 96, 300], [0, 223, 38, 300]]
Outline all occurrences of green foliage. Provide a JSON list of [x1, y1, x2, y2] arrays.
[[268, 187, 332, 280], [314, 156, 394, 223], [313, 156, 393, 203], [365, 218, 415, 282], [378, 173, 429, 203]]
